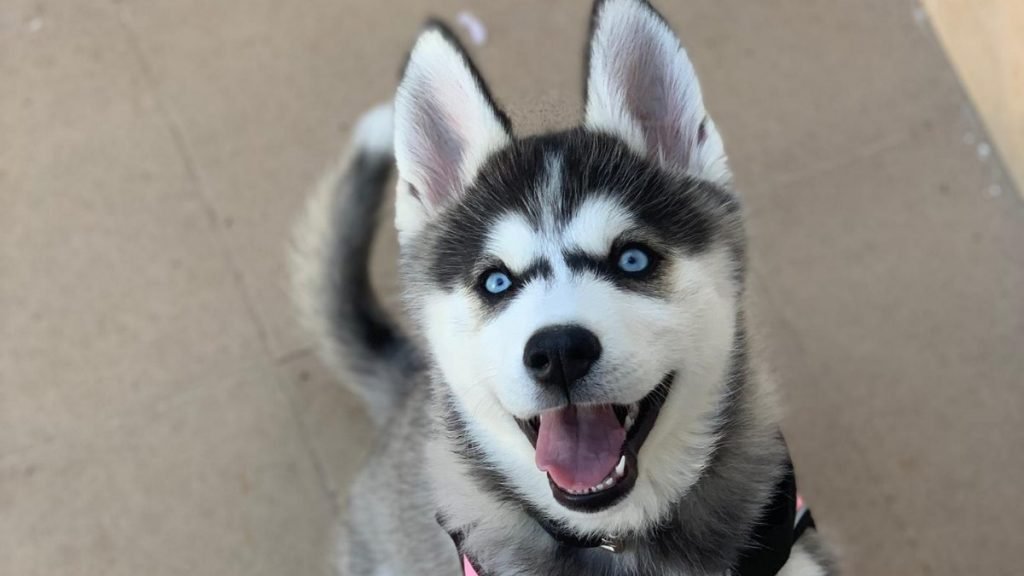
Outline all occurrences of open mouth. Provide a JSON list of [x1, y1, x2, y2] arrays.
[[516, 373, 675, 512]]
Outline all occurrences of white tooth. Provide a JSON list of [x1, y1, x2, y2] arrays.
[[615, 456, 626, 477]]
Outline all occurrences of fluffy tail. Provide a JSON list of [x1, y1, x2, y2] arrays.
[[290, 103, 417, 429]]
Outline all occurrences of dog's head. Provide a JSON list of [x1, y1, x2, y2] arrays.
[[394, 0, 744, 534]]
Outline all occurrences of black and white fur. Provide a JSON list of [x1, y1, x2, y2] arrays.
[[292, 1, 836, 574]]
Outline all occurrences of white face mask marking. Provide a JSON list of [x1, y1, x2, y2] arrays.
[[562, 196, 634, 257], [485, 214, 540, 273], [420, 187, 739, 533]]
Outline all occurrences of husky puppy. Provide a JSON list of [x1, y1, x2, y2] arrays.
[[292, 0, 836, 574]]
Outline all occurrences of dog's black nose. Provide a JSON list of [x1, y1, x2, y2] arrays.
[[523, 325, 602, 390]]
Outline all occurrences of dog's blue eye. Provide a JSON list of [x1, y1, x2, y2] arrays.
[[618, 247, 650, 273], [484, 271, 512, 294]]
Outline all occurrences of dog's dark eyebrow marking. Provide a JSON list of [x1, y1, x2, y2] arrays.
[[475, 258, 553, 318], [563, 249, 672, 299], [563, 251, 609, 280], [518, 259, 553, 284], [474, 257, 551, 289]]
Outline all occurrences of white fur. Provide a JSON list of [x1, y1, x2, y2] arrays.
[[537, 154, 564, 231], [394, 180, 424, 246], [394, 28, 511, 237], [778, 546, 827, 576], [585, 0, 731, 186], [354, 102, 395, 156], [562, 196, 634, 256], [486, 214, 541, 273]]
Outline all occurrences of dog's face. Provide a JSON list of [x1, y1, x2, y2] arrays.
[[394, 0, 744, 534]]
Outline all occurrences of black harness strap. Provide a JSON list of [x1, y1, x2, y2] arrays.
[[733, 458, 814, 576]]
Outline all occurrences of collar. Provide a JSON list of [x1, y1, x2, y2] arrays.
[[532, 511, 621, 551], [442, 451, 814, 576]]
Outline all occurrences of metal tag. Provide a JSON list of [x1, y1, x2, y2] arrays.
[[599, 536, 622, 553]]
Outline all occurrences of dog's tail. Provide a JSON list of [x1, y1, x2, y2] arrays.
[[290, 103, 417, 430]]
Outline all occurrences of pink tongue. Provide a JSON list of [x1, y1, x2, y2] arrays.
[[535, 405, 626, 491]]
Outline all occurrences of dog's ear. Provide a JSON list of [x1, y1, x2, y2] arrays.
[[584, 0, 730, 187], [394, 23, 512, 235]]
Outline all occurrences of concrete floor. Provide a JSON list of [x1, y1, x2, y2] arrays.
[[2, 1, 1022, 575]]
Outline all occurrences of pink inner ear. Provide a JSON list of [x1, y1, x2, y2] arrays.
[[617, 34, 700, 168], [404, 68, 502, 211], [408, 96, 466, 208]]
